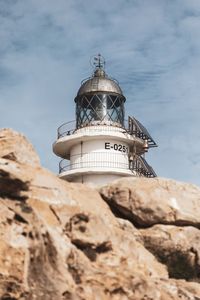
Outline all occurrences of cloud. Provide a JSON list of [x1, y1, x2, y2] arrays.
[[0, 0, 200, 185]]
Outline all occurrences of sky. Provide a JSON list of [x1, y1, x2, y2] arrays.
[[1, 0, 200, 186]]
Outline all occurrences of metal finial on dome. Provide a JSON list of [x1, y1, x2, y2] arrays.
[[77, 54, 124, 96], [91, 54, 105, 70]]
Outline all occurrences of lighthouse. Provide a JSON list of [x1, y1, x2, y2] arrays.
[[53, 55, 157, 186]]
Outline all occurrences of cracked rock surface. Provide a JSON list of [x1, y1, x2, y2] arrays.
[[0, 129, 200, 299], [100, 177, 200, 227], [140, 225, 200, 281]]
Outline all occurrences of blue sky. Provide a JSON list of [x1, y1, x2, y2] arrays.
[[1, 0, 200, 185]]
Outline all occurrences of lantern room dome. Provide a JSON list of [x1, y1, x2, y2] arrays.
[[77, 68, 124, 97], [75, 55, 126, 128]]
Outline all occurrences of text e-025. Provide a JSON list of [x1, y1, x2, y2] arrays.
[[105, 142, 128, 153]]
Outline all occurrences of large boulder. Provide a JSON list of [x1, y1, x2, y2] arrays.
[[0, 198, 199, 300], [100, 177, 200, 227], [0, 129, 200, 299]]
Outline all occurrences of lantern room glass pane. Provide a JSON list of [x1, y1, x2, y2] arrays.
[[76, 93, 124, 128]]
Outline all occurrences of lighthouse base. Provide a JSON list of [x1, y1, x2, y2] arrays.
[[59, 168, 137, 186]]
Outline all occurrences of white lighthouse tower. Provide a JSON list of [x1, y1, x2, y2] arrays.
[[53, 55, 157, 186]]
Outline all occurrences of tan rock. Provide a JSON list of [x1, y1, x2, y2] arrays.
[[0, 195, 169, 299], [175, 280, 200, 297], [52, 204, 168, 278], [100, 177, 200, 227], [117, 218, 143, 243], [140, 224, 200, 281], [0, 128, 40, 167], [0, 129, 200, 299]]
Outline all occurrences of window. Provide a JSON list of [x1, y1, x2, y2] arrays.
[[76, 93, 125, 128]]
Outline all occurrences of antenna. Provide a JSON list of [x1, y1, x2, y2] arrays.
[[90, 54, 105, 70]]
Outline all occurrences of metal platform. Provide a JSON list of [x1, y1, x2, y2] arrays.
[[57, 117, 158, 150]]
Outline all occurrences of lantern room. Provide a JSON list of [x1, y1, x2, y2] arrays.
[[75, 62, 125, 129]]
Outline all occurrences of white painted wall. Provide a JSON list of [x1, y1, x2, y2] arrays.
[[70, 138, 129, 170], [72, 174, 126, 186], [57, 125, 139, 185]]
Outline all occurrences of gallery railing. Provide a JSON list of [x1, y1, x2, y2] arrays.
[[57, 118, 157, 148], [59, 159, 129, 173], [59, 153, 156, 178]]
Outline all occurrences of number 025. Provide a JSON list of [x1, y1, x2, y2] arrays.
[[105, 142, 128, 153]]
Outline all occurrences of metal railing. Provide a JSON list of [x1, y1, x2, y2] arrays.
[[57, 120, 124, 139], [57, 118, 157, 148], [59, 152, 156, 178], [59, 159, 129, 173], [57, 120, 76, 138], [128, 116, 157, 147], [59, 151, 129, 173], [129, 155, 157, 178]]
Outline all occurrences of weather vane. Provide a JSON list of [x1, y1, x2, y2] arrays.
[[90, 54, 105, 70]]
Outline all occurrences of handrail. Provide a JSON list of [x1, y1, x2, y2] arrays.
[[128, 116, 157, 147], [57, 120, 124, 139], [57, 120, 76, 138], [59, 159, 129, 173], [57, 118, 157, 148], [59, 152, 156, 178], [129, 155, 157, 178]]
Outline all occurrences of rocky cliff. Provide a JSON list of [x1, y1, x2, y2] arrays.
[[0, 128, 200, 300]]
